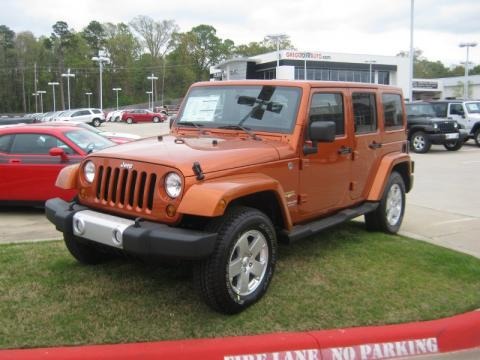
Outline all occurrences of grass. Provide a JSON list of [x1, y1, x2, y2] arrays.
[[1, 222, 480, 349]]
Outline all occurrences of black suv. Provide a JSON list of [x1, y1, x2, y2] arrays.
[[405, 102, 467, 153]]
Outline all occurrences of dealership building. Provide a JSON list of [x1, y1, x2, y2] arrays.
[[210, 50, 480, 100]]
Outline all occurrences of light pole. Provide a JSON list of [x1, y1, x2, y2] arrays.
[[147, 73, 158, 111], [85, 92, 93, 108], [92, 54, 110, 110], [365, 60, 376, 83], [37, 90, 46, 113], [161, 59, 166, 107], [146, 91, 152, 110], [48, 82, 59, 111], [112, 88, 122, 110], [61, 68, 75, 110], [32, 93, 38, 113], [459, 42, 477, 100], [265, 34, 288, 70], [408, 0, 415, 101]]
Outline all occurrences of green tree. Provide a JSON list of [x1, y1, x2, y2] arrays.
[[82, 20, 106, 56]]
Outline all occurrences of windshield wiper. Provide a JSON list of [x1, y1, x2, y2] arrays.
[[177, 121, 204, 129], [217, 125, 260, 140]]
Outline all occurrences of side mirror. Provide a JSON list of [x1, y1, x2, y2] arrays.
[[303, 121, 336, 155], [49, 147, 68, 161]]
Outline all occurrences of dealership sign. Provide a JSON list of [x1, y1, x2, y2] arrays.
[[224, 337, 439, 360], [284, 51, 332, 60]]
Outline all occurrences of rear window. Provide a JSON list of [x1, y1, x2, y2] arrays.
[[382, 94, 403, 130], [92, 109, 102, 114]]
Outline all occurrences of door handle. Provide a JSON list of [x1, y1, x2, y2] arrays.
[[369, 141, 382, 149], [9, 159, 21, 164], [338, 146, 352, 155]]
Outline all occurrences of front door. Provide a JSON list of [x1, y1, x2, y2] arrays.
[[299, 89, 353, 220]]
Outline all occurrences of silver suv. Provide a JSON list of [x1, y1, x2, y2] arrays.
[[429, 100, 480, 146], [56, 108, 106, 127]]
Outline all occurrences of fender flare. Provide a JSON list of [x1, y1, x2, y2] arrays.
[[367, 153, 413, 201], [177, 173, 293, 230]]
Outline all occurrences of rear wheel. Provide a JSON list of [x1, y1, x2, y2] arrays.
[[64, 234, 113, 265], [194, 206, 277, 314], [474, 129, 480, 147], [126, 117, 133, 124], [410, 131, 431, 153], [365, 171, 406, 234], [92, 118, 101, 127], [444, 140, 463, 151]]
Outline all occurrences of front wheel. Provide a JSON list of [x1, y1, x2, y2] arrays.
[[126, 117, 133, 124], [92, 118, 101, 127], [365, 171, 406, 234], [64, 234, 114, 265], [194, 206, 277, 314], [444, 140, 463, 151], [153, 116, 160, 123], [410, 131, 431, 153], [474, 129, 480, 147]]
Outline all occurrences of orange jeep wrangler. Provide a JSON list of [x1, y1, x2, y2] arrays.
[[46, 80, 414, 314]]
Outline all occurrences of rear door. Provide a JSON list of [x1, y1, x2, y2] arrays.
[[0, 133, 79, 202], [299, 88, 353, 219], [349, 90, 382, 200]]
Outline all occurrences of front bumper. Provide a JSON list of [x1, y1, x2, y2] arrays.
[[427, 131, 468, 145], [45, 198, 217, 260]]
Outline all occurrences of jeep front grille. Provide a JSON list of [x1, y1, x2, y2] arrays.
[[437, 122, 457, 133], [95, 165, 157, 211]]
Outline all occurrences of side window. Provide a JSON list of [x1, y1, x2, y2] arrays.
[[10, 134, 73, 155], [450, 104, 464, 116], [309, 93, 345, 136], [0, 134, 14, 153], [71, 111, 81, 117], [382, 93, 403, 130], [352, 93, 377, 134]]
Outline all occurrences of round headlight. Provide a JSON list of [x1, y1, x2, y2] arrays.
[[433, 123, 438, 129], [165, 172, 182, 198], [453, 122, 458, 128], [84, 161, 96, 183]]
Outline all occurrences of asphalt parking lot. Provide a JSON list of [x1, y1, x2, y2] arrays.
[[1, 122, 479, 259]]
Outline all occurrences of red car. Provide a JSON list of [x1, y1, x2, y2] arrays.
[[121, 109, 167, 124], [0, 124, 115, 205]]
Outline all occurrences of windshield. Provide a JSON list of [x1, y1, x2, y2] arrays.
[[466, 102, 480, 114], [177, 85, 302, 134], [64, 129, 114, 152], [406, 103, 436, 117]]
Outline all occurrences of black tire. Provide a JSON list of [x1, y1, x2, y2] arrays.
[[194, 206, 277, 314], [126, 117, 133, 124], [410, 131, 431, 153], [443, 140, 463, 151], [474, 129, 480, 147], [365, 171, 406, 234], [64, 233, 113, 265], [92, 118, 101, 127], [153, 116, 160, 123]]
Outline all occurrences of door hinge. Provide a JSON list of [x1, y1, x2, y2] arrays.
[[349, 181, 357, 191], [300, 159, 310, 170], [298, 193, 308, 204]]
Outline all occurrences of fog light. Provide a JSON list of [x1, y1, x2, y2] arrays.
[[166, 204, 176, 217], [73, 218, 85, 235], [112, 228, 122, 246]]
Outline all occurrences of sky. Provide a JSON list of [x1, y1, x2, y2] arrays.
[[1, 0, 479, 66]]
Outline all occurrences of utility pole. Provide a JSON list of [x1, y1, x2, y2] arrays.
[[112, 88, 122, 110], [37, 90, 46, 113], [459, 42, 477, 100], [61, 68, 75, 110], [161, 58, 166, 107], [92, 54, 110, 110], [147, 73, 158, 111], [48, 82, 59, 111], [85, 92, 93, 108], [34, 63, 38, 113]]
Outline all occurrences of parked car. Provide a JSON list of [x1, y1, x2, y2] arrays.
[[405, 102, 466, 153], [428, 100, 480, 146], [121, 109, 167, 124], [36, 121, 141, 144], [46, 81, 413, 314], [107, 110, 125, 122], [0, 124, 115, 205], [56, 108, 106, 127]]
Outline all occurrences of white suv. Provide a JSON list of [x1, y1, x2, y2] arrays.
[[57, 108, 106, 127], [429, 100, 480, 146]]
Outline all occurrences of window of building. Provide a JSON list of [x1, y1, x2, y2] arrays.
[[309, 93, 345, 136], [352, 93, 377, 134], [378, 71, 390, 85], [382, 93, 403, 130]]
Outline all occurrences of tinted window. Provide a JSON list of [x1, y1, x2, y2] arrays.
[[0, 134, 14, 153], [309, 93, 345, 136], [353, 93, 377, 134], [92, 109, 102, 114], [431, 103, 447, 117], [72, 110, 90, 117], [382, 94, 403, 130], [10, 134, 72, 155], [450, 104, 464, 115]]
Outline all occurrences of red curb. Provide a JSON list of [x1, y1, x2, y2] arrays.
[[1, 310, 479, 360]]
